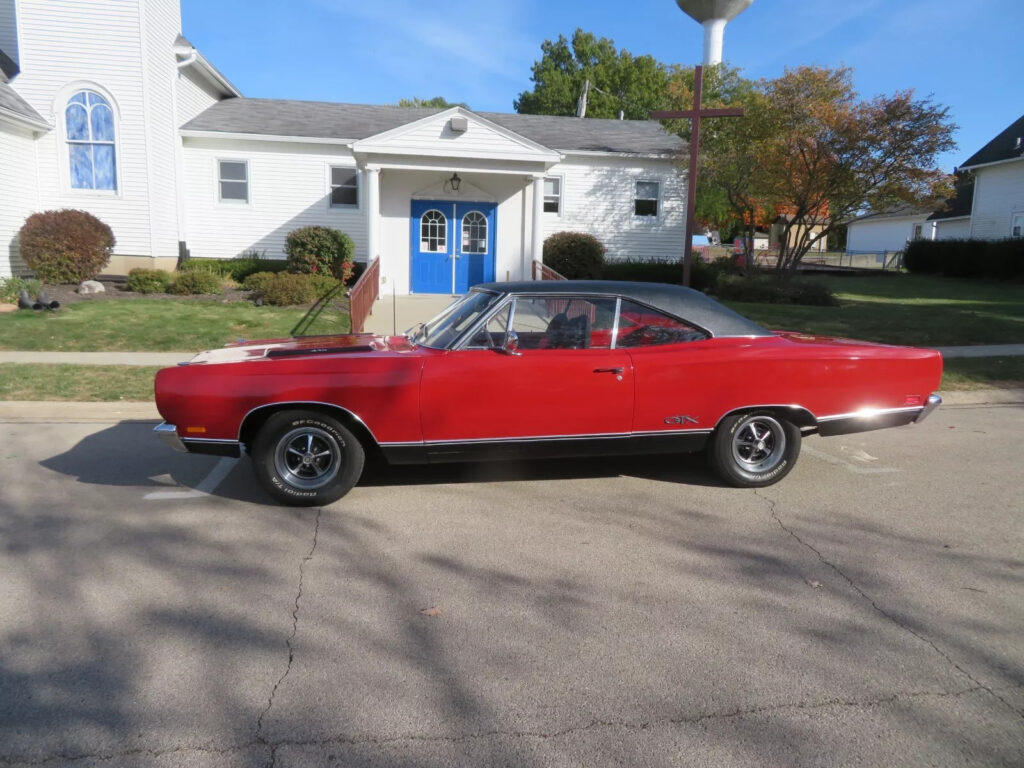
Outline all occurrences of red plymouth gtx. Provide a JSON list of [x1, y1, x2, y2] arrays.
[[154, 281, 942, 506]]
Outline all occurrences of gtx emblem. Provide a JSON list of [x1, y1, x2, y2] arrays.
[[664, 415, 699, 425]]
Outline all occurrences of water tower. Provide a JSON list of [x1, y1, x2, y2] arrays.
[[675, 0, 753, 65]]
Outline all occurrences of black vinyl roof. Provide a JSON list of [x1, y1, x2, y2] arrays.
[[960, 113, 1024, 169], [472, 280, 771, 338]]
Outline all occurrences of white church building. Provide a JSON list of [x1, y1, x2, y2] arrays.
[[0, 0, 687, 294]]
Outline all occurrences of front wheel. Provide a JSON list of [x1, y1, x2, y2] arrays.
[[252, 410, 365, 506], [710, 412, 801, 488]]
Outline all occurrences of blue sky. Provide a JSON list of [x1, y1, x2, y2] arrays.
[[180, 0, 1022, 171]]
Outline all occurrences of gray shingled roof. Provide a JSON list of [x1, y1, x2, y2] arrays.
[[848, 204, 932, 225], [927, 180, 974, 221], [0, 82, 47, 128], [960, 113, 1024, 169], [181, 98, 685, 155]]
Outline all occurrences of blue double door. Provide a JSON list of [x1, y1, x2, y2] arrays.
[[411, 200, 496, 294]]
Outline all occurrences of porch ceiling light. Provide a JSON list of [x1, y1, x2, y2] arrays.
[[445, 172, 462, 192]]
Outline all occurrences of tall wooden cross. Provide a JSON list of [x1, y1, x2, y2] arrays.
[[651, 65, 744, 286]]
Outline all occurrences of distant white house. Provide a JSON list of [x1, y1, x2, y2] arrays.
[[845, 205, 932, 255], [0, 0, 687, 294], [925, 178, 973, 240], [952, 113, 1024, 241]]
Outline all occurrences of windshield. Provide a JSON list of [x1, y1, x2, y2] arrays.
[[412, 290, 502, 349]]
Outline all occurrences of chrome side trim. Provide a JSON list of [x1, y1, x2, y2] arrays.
[[817, 404, 924, 422], [155, 422, 187, 452], [379, 427, 713, 448], [236, 401, 380, 444], [913, 394, 941, 423], [712, 404, 818, 430], [183, 437, 241, 445]]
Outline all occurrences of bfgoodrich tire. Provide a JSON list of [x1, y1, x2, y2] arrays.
[[252, 410, 365, 507], [710, 411, 801, 488]]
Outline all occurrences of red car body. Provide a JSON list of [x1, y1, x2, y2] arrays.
[[154, 281, 942, 505]]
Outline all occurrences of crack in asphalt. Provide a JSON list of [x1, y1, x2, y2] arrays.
[[2, 685, 1003, 764], [756, 490, 1024, 721], [255, 506, 323, 767]]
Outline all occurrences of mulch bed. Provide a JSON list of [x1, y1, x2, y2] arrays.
[[39, 281, 253, 307]]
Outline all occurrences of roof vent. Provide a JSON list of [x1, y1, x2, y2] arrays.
[[1015, 136, 1024, 153], [449, 116, 468, 133]]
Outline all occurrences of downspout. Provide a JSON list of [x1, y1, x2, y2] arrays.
[[176, 51, 197, 69]]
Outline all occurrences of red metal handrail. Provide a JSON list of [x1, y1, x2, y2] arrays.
[[532, 261, 567, 281], [348, 257, 380, 333]]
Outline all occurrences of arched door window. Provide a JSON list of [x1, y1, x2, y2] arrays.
[[462, 211, 488, 254], [420, 209, 446, 252], [65, 90, 117, 190]]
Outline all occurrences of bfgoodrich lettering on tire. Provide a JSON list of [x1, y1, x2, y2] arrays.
[[252, 409, 365, 507], [710, 411, 801, 488]]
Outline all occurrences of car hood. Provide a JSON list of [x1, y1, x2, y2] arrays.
[[185, 333, 415, 364]]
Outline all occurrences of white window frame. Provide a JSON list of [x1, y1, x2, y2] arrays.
[[1012, 212, 1024, 238], [328, 165, 360, 210], [543, 175, 563, 216], [461, 210, 489, 255], [217, 158, 250, 205], [56, 82, 122, 198], [633, 178, 661, 219]]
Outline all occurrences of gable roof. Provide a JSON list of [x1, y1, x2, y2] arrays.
[[173, 34, 241, 98], [0, 82, 49, 130], [847, 204, 932, 225], [960, 113, 1024, 170], [181, 98, 685, 156], [927, 180, 974, 221]]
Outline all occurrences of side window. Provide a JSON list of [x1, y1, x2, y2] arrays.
[[466, 304, 510, 348], [1012, 213, 1024, 238], [508, 296, 617, 350], [634, 180, 659, 217], [218, 160, 249, 203], [615, 300, 708, 347], [543, 177, 561, 214], [330, 167, 358, 207]]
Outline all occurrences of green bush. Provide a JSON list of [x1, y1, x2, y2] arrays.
[[714, 275, 838, 306], [168, 270, 223, 295], [543, 232, 606, 279], [179, 254, 289, 281], [284, 226, 356, 282], [18, 209, 115, 283], [601, 257, 721, 293], [0, 276, 42, 303], [904, 238, 1024, 280], [247, 272, 341, 306], [126, 268, 172, 294]]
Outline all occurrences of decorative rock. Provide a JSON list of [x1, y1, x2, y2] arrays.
[[78, 280, 105, 294]]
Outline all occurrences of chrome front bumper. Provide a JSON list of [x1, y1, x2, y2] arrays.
[[155, 422, 187, 452], [913, 394, 942, 423]]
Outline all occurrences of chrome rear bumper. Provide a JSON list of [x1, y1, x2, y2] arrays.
[[914, 394, 942, 423], [155, 422, 187, 452]]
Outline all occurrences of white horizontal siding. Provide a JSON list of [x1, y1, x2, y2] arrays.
[[0, 125, 38, 278], [934, 218, 970, 240], [182, 137, 368, 261], [846, 215, 927, 253], [970, 161, 1024, 240], [176, 68, 220, 125], [365, 114, 548, 160], [541, 155, 686, 261]]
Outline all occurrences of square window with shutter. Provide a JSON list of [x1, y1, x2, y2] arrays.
[[330, 167, 359, 207]]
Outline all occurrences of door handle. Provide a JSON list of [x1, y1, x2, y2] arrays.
[[594, 367, 624, 374]]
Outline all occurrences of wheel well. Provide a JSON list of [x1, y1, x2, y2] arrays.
[[239, 403, 383, 460], [714, 405, 817, 431]]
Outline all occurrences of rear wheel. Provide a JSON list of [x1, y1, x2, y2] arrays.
[[710, 411, 801, 488], [252, 410, 365, 506]]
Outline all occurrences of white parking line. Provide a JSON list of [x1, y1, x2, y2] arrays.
[[144, 457, 238, 500], [802, 444, 901, 474]]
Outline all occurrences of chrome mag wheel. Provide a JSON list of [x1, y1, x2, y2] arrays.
[[274, 426, 342, 490], [730, 415, 786, 474]]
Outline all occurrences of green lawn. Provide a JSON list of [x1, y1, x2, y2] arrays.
[[940, 357, 1024, 390], [724, 274, 1024, 347], [0, 299, 350, 352], [0, 364, 161, 400]]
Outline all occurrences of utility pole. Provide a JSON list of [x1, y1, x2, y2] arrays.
[[651, 65, 743, 286]]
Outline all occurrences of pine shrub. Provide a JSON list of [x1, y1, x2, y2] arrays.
[[126, 268, 172, 294], [19, 209, 115, 283], [168, 270, 223, 295], [543, 232, 606, 279], [179, 254, 288, 281], [246, 272, 341, 306]]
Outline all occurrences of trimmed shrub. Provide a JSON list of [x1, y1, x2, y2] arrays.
[[284, 226, 356, 282], [904, 238, 1024, 280], [601, 257, 721, 293], [126, 268, 172, 294], [247, 272, 341, 306], [0, 276, 42, 304], [543, 232, 606, 279], [19, 209, 115, 283], [168, 270, 223, 295], [713, 275, 838, 306], [179, 254, 289, 281]]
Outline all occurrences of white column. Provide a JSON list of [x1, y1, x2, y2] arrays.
[[530, 174, 545, 279], [365, 166, 381, 290], [702, 18, 726, 66]]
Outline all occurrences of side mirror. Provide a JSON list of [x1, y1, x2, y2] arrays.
[[500, 330, 522, 356]]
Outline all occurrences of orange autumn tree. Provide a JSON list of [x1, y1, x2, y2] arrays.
[[755, 67, 956, 278]]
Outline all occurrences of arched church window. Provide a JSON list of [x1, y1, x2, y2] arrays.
[[65, 90, 117, 190], [461, 211, 487, 254]]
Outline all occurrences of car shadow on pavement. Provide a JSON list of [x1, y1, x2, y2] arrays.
[[39, 422, 729, 506]]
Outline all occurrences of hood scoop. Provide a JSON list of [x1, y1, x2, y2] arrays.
[[266, 344, 375, 359]]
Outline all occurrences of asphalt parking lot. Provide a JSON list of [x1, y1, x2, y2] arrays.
[[0, 403, 1022, 767]]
